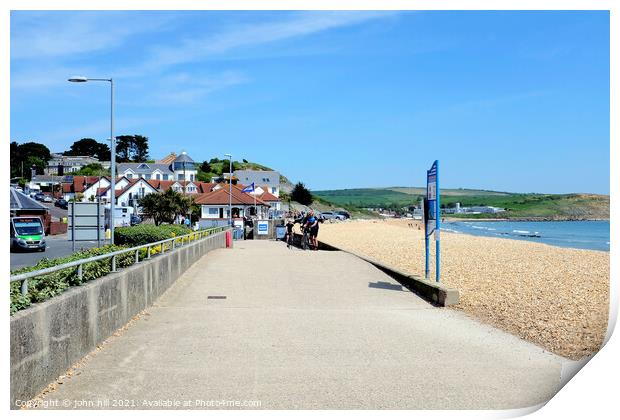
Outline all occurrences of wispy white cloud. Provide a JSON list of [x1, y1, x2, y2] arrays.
[[11, 11, 176, 60], [145, 71, 250, 105], [116, 11, 397, 77], [11, 65, 96, 90]]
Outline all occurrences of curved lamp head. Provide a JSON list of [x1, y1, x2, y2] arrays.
[[68, 76, 88, 82]]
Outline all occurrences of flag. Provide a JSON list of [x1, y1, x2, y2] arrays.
[[241, 182, 255, 193]]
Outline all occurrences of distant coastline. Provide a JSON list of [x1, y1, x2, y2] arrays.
[[444, 216, 610, 222]]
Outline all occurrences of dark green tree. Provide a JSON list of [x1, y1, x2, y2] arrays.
[[115, 135, 133, 162], [25, 156, 47, 179], [200, 161, 212, 173], [220, 159, 236, 174], [291, 182, 313, 205], [65, 138, 111, 160], [132, 135, 149, 162], [10, 141, 51, 179], [115, 135, 150, 162]]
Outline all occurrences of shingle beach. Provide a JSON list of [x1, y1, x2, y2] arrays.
[[318, 219, 609, 360]]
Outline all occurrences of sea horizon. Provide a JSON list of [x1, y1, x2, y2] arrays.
[[442, 220, 610, 252]]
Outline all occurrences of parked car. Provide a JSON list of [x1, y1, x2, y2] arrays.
[[320, 211, 346, 221], [55, 198, 68, 209], [335, 211, 351, 219], [34, 193, 45, 201], [130, 214, 142, 226], [42, 195, 53, 203]]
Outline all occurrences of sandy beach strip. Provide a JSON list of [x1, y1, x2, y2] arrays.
[[317, 219, 609, 360]]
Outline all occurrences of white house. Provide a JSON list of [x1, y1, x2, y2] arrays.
[[117, 151, 197, 182], [82, 177, 111, 201], [195, 185, 271, 228], [233, 170, 280, 197]]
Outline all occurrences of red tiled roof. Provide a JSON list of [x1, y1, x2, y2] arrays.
[[258, 191, 280, 202], [196, 182, 216, 193], [194, 187, 269, 206]]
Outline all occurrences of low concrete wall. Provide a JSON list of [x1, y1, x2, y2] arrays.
[[10, 230, 228, 408], [252, 219, 284, 240], [316, 240, 459, 307]]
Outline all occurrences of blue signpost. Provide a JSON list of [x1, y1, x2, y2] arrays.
[[425, 160, 441, 282]]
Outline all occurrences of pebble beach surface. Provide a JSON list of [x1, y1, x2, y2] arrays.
[[318, 219, 609, 360]]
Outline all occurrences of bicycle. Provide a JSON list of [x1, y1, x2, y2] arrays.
[[284, 227, 295, 249], [300, 226, 311, 250]]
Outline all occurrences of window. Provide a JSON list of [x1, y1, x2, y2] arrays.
[[190, 174, 195, 181], [126, 174, 133, 179], [138, 163, 150, 170], [163, 174, 169, 180], [178, 174, 185, 181], [156, 174, 161, 180], [208, 208, 219, 215], [272, 187, 276, 193]]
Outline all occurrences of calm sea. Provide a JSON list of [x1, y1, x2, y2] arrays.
[[442, 220, 609, 252]]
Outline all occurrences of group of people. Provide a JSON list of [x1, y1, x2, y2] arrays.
[[284, 209, 320, 250]]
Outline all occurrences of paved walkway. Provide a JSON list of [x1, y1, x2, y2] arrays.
[[38, 240, 566, 409]]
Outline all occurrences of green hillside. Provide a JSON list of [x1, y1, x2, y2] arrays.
[[196, 158, 292, 186], [312, 188, 609, 220]]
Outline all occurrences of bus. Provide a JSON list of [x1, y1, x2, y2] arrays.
[[10, 216, 46, 252]]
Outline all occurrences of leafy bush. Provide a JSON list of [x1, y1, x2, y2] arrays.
[[10, 245, 135, 315], [114, 224, 191, 246]]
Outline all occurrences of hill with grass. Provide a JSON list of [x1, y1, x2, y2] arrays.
[[312, 187, 609, 220], [196, 158, 293, 187]]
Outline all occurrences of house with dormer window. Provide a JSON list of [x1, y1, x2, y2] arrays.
[[233, 170, 280, 197], [118, 151, 197, 182]]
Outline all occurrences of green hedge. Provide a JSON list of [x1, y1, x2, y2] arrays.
[[10, 245, 135, 315], [114, 224, 191, 246]]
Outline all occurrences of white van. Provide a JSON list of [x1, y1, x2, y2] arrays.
[[104, 205, 134, 227]]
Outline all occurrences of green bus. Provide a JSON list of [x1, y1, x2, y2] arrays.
[[10, 216, 46, 252]]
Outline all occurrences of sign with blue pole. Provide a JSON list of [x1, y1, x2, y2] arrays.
[[424, 160, 441, 282]]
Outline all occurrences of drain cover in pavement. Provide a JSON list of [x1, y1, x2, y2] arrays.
[[207, 296, 227, 299]]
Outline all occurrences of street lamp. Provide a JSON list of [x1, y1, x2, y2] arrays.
[[68, 76, 116, 245], [225, 153, 232, 227]]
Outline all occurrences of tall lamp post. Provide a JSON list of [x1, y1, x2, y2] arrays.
[[68, 76, 116, 245], [225, 153, 232, 227]]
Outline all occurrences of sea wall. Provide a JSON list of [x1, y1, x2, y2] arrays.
[[10, 230, 228, 408]]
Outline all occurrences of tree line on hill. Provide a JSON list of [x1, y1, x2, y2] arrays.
[[10, 135, 151, 181]]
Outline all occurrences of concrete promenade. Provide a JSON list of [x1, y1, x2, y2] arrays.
[[36, 240, 566, 409]]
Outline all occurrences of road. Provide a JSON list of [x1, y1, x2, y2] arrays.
[[35, 240, 568, 410], [10, 234, 102, 271], [41, 201, 68, 221]]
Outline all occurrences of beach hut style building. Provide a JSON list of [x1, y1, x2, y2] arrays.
[[194, 185, 273, 228]]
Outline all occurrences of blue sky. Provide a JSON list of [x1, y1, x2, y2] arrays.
[[10, 11, 609, 194]]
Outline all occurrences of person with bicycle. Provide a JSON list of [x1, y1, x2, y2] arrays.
[[284, 218, 295, 248], [305, 210, 320, 250]]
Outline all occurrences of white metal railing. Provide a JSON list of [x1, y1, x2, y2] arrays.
[[10, 227, 229, 296]]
